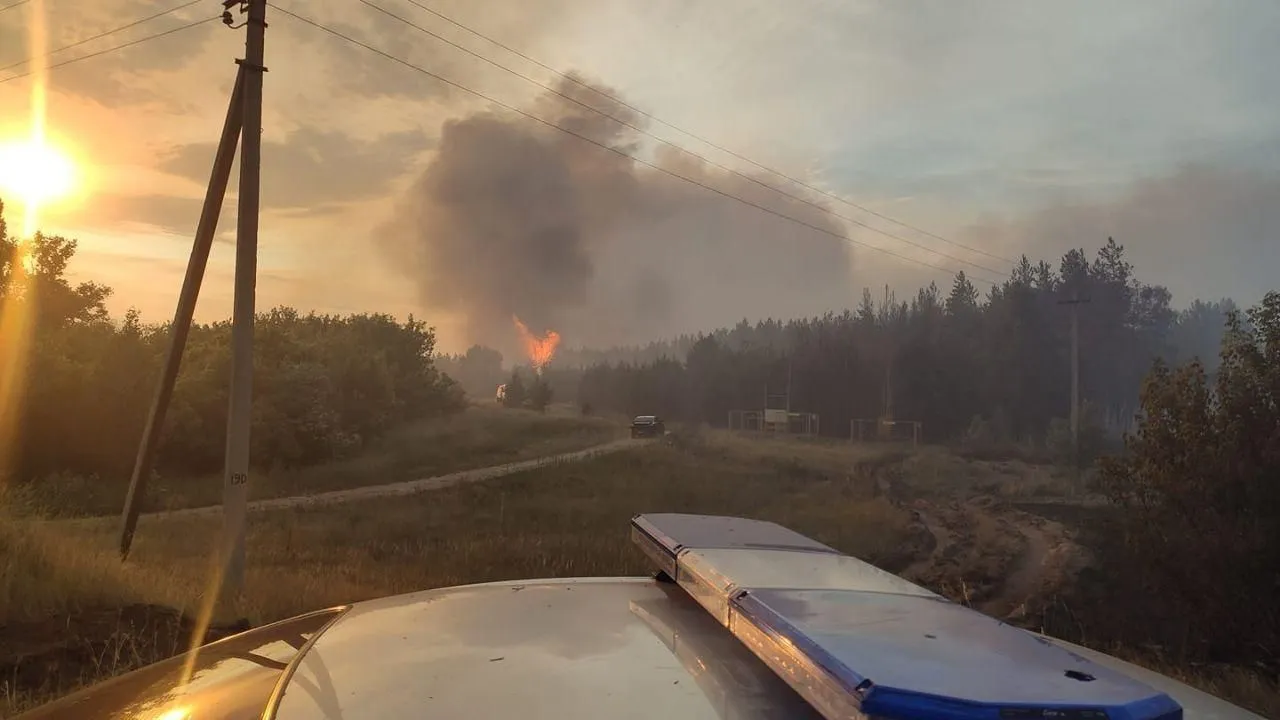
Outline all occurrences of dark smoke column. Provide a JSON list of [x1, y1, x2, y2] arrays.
[[377, 72, 855, 353], [377, 74, 645, 353]]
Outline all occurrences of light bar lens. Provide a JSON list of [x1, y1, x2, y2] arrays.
[[630, 513, 1184, 720]]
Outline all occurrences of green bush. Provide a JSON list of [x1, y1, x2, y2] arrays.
[[0, 201, 464, 484], [1092, 292, 1280, 668]]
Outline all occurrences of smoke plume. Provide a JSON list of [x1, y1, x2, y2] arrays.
[[378, 73, 856, 357]]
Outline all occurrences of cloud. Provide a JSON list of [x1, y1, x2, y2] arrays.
[[88, 192, 216, 236], [157, 127, 434, 210], [0, 0, 226, 112]]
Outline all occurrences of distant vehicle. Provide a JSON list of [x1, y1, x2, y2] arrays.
[[16, 513, 1260, 719], [630, 414, 665, 438]]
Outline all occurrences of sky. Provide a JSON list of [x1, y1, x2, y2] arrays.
[[1, 0, 1277, 355]]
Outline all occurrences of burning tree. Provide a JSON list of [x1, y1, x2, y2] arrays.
[[513, 315, 560, 374]]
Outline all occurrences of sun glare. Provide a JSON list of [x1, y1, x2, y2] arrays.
[[0, 138, 76, 209]]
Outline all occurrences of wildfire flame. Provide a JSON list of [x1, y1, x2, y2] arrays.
[[512, 315, 561, 373]]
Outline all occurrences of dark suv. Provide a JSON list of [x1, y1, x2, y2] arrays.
[[630, 415, 666, 438]]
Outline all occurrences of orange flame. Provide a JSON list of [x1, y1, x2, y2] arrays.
[[513, 315, 561, 373]]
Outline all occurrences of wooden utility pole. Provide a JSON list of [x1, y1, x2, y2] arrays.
[[222, 0, 268, 599], [117, 0, 268, 607], [884, 357, 893, 420], [786, 355, 792, 412]]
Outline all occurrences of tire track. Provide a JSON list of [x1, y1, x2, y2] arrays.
[[48, 439, 643, 525], [875, 463, 1085, 623]]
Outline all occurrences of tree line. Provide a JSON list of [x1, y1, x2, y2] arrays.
[[0, 200, 463, 486], [570, 238, 1239, 450]]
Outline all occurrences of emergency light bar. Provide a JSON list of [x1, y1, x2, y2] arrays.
[[631, 513, 1184, 720]]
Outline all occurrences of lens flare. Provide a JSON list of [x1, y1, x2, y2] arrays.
[[0, 0, 49, 479]]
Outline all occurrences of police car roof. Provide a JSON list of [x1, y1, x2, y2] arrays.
[[273, 577, 822, 719]]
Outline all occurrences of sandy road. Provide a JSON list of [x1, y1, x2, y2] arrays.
[[55, 438, 643, 525]]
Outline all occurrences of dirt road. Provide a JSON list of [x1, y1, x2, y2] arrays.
[[880, 466, 1088, 623], [58, 438, 643, 524]]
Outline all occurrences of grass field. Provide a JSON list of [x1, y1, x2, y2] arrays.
[[4, 433, 913, 624], [9, 404, 621, 519], [2, 428, 1276, 717]]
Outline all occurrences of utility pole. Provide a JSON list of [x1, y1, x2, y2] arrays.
[[880, 283, 894, 442], [116, 0, 267, 612], [222, 0, 268, 601], [118, 67, 244, 559], [884, 356, 893, 421], [1059, 293, 1091, 480], [786, 355, 793, 412]]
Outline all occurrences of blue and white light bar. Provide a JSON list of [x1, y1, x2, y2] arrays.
[[631, 513, 1188, 720]]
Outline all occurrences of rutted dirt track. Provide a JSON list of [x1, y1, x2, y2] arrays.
[[875, 459, 1090, 623], [56, 439, 643, 525], [165, 438, 643, 518]]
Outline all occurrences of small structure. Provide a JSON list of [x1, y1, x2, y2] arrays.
[[728, 409, 764, 431], [729, 409, 820, 436], [850, 417, 922, 448]]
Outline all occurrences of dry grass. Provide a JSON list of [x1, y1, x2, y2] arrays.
[[11, 405, 621, 518], [0, 502, 223, 715], [695, 428, 894, 478], [901, 448, 1085, 500], [39, 442, 914, 624], [1084, 642, 1280, 720]]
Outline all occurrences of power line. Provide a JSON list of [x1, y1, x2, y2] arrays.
[[0, 0, 30, 13], [359, 0, 1005, 282], [400, 0, 1016, 267], [0, 0, 204, 74], [269, 4, 993, 284], [0, 16, 216, 85]]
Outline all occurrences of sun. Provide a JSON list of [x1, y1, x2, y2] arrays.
[[0, 138, 76, 209]]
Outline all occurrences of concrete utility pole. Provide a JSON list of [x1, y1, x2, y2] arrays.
[[117, 0, 268, 609], [118, 67, 244, 559], [222, 0, 268, 600]]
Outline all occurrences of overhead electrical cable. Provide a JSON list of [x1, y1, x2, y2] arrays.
[[267, 3, 996, 285], [400, 0, 1016, 267], [0, 0, 204, 74], [0, 15, 218, 84], [358, 0, 1006, 281]]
